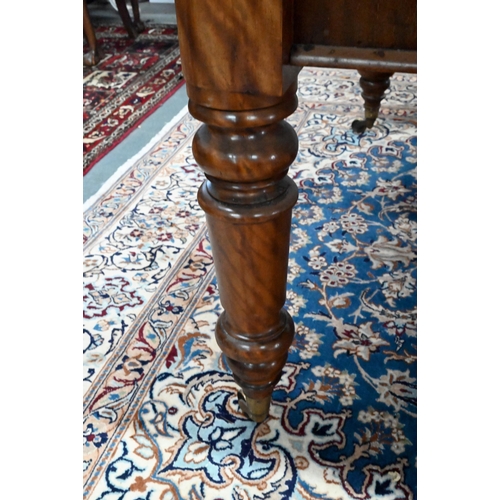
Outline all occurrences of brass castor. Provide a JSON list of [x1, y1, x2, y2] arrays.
[[237, 391, 272, 423], [352, 70, 393, 134]]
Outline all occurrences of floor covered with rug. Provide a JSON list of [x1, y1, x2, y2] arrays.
[[83, 67, 417, 499], [83, 23, 184, 175]]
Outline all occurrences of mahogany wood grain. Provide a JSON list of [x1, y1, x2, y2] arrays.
[[193, 99, 299, 421], [176, 0, 300, 422], [176, 0, 298, 106]]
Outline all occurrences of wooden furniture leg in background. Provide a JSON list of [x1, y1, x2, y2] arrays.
[[115, 0, 144, 39], [352, 70, 394, 134], [175, 0, 300, 422], [84, 0, 103, 66], [130, 0, 145, 33]]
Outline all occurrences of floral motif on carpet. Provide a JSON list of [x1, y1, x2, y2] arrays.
[[83, 24, 184, 175], [83, 67, 417, 499]]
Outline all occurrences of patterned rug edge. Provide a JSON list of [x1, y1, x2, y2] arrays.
[[83, 81, 186, 177], [83, 104, 189, 212]]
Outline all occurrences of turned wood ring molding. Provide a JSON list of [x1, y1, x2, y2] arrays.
[[192, 91, 300, 209], [198, 178, 298, 224], [188, 92, 299, 129]]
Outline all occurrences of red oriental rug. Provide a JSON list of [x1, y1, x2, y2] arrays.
[[83, 24, 184, 175]]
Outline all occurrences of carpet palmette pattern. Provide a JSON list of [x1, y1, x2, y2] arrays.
[[83, 67, 417, 499], [83, 24, 184, 175]]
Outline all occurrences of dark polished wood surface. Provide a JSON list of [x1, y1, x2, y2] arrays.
[[290, 0, 416, 76], [174, 0, 417, 421], [293, 0, 416, 50]]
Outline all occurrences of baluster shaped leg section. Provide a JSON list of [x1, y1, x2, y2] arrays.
[[190, 92, 299, 422], [352, 70, 394, 134]]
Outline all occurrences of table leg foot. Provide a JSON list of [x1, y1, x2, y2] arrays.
[[237, 392, 272, 423], [352, 70, 393, 133]]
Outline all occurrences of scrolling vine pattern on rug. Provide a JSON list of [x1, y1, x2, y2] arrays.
[[83, 68, 417, 499]]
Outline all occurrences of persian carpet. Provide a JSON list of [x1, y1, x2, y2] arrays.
[[83, 67, 417, 499], [83, 23, 184, 175]]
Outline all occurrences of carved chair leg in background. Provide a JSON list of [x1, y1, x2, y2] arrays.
[[190, 89, 299, 422], [352, 70, 394, 134]]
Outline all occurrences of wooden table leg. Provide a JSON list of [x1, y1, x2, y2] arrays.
[[175, 0, 299, 422], [352, 70, 394, 134], [190, 92, 299, 421]]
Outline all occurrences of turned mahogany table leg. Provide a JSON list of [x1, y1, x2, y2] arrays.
[[174, 0, 299, 422], [352, 70, 394, 134], [83, 0, 102, 66], [190, 90, 299, 422]]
